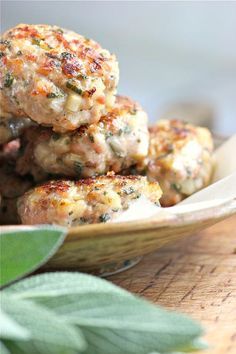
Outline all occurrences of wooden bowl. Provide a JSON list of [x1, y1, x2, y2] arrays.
[[3, 134, 233, 275], [45, 197, 236, 275], [45, 134, 236, 275]]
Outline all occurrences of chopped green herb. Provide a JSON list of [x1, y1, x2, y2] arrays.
[[32, 38, 41, 46], [77, 74, 87, 80], [117, 126, 131, 136], [32, 38, 51, 50], [99, 213, 111, 223], [46, 92, 63, 99], [45, 52, 58, 59], [171, 183, 182, 192], [130, 108, 137, 115], [186, 166, 192, 176], [0, 39, 11, 48], [13, 95, 20, 105], [105, 131, 113, 139], [88, 134, 94, 143], [74, 161, 83, 176], [47, 93, 57, 99], [103, 191, 108, 196], [61, 52, 73, 60], [0, 52, 5, 58], [56, 28, 64, 34], [4, 73, 14, 88], [127, 166, 139, 175], [52, 133, 61, 141], [123, 125, 132, 134], [66, 81, 83, 95], [79, 217, 87, 224]]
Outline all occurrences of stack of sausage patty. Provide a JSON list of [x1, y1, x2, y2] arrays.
[[0, 24, 214, 226]]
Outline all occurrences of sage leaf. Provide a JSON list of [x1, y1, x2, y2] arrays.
[[40, 294, 203, 354], [1, 293, 86, 354], [5, 272, 130, 299], [5, 273, 204, 354], [0, 342, 10, 354], [0, 226, 67, 287], [0, 308, 29, 340]]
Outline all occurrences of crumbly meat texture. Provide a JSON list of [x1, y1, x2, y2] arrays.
[[0, 24, 119, 132], [147, 119, 214, 206], [17, 174, 162, 226], [0, 116, 33, 144], [0, 162, 33, 224], [16, 96, 149, 178]]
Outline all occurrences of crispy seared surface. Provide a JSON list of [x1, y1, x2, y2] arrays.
[[16, 96, 149, 178], [0, 24, 119, 132], [18, 173, 162, 226]]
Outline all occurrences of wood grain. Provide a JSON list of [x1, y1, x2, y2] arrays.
[[110, 214, 236, 354]]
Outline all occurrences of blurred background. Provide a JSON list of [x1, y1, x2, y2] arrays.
[[1, 1, 236, 134]]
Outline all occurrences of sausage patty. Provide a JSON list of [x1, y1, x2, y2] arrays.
[[17, 173, 162, 226], [0, 24, 119, 132], [16, 96, 149, 179], [147, 120, 214, 206]]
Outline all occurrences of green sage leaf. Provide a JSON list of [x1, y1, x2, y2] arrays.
[[0, 342, 10, 354], [5, 272, 204, 354], [0, 226, 67, 287], [5, 272, 130, 299], [0, 308, 29, 341], [0, 293, 86, 354], [39, 293, 203, 354]]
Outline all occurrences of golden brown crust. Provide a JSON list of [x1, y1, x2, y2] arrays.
[[18, 173, 162, 226], [0, 24, 119, 132]]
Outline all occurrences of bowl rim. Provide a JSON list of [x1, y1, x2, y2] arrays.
[[67, 197, 236, 241]]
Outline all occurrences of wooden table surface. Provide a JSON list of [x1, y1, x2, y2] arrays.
[[110, 214, 236, 354]]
